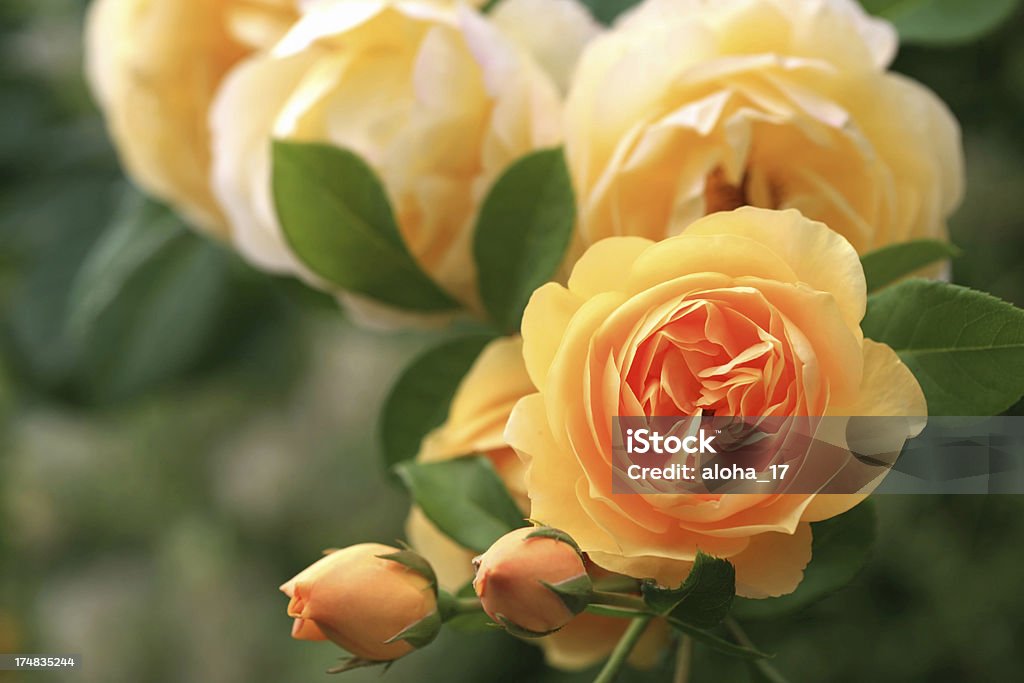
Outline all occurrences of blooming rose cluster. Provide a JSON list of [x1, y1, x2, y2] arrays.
[[87, 0, 957, 673]]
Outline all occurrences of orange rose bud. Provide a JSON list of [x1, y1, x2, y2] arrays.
[[473, 527, 592, 637], [280, 543, 440, 663]]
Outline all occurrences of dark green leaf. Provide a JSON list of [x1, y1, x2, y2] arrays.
[[473, 148, 575, 332], [860, 239, 959, 292], [272, 141, 458, 311], [379, 334, 495, 468], [860, 0, 1020, 45], [580, 0, 644, 24], [641, 551, 735, 628], [395, 457, 527, 552], [64, 193, 233, 402], [732, 502, 876, 620], [862, 279, 1024, 415], [747, 660, 793, 683]]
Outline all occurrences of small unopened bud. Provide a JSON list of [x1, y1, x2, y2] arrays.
[[473, 527, 592, 637], [280, 543, 440, 662]]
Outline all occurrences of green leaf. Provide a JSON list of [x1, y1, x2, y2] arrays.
[[395, 456, 527, 552], [862, 279, 1024, 415], [580, 0, 644, 24], [860, 239, 959, 292], [731, 502, 876, 620], [272, 141, 458, 311], [379, 334, 495, 468], [473, 148, 575, 332], [860, 0, 1021, 45], [65, 193, 234, 402], [641, 552, 735, 629]]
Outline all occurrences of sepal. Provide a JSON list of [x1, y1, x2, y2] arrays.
[[384, 609, 442, 650], [326, 657, 393, 675], [376, 549, 438, 595], [540, 573, 593, 615]]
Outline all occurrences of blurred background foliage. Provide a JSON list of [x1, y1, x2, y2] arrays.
[[1, 1, 1023, 682]]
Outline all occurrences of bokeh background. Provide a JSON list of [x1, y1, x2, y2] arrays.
[[2, 1, 1023, 682]]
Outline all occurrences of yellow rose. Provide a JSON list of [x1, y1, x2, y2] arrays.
[[565, 0, 964, 254], [210, 0, 591, 315], [85, 0, 304, 235], [280, 543, 440, 661], [404, 337, 669, 668], [507, 207, 926, 597]]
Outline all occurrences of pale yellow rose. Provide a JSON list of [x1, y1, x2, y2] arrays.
[[565, 0, 964, 254], [210, 0, 592, 314], [85, 0, 305, 235], [404, 337, 669, 668], [490, 0, 602, 92], [507, 207, 926, 597]]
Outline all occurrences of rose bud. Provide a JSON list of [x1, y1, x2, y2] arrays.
[[280, 544, 441, 663], [473, 527, 592, 637]]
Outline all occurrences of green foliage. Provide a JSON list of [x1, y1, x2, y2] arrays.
[[862, 279, 1024, 415], [641, 552, 735, 629], [860, 239, 960, 292], [666, 617, 772, 661], [272, 141, 458, 312], [473, 148, 576, 332], [379, 334, 495, 468], [395, 457, 527, 552], [732, 502, 877, 620], [861, 0, 1021, 45], [2, 188, 282, 403], [64, 194, 231, 401], [580, 0, 643, 24]]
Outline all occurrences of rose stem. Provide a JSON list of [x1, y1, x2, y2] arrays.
[[592, 615, 652, 683], [725, 617, 789, 683], [588, 591, 648, 611], [672, 635, 693, 683]]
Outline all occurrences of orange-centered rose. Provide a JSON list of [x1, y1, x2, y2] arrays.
[[280, 543, 439, 661], [405, 337, 671, 668], [507, 207, 926, 597]]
